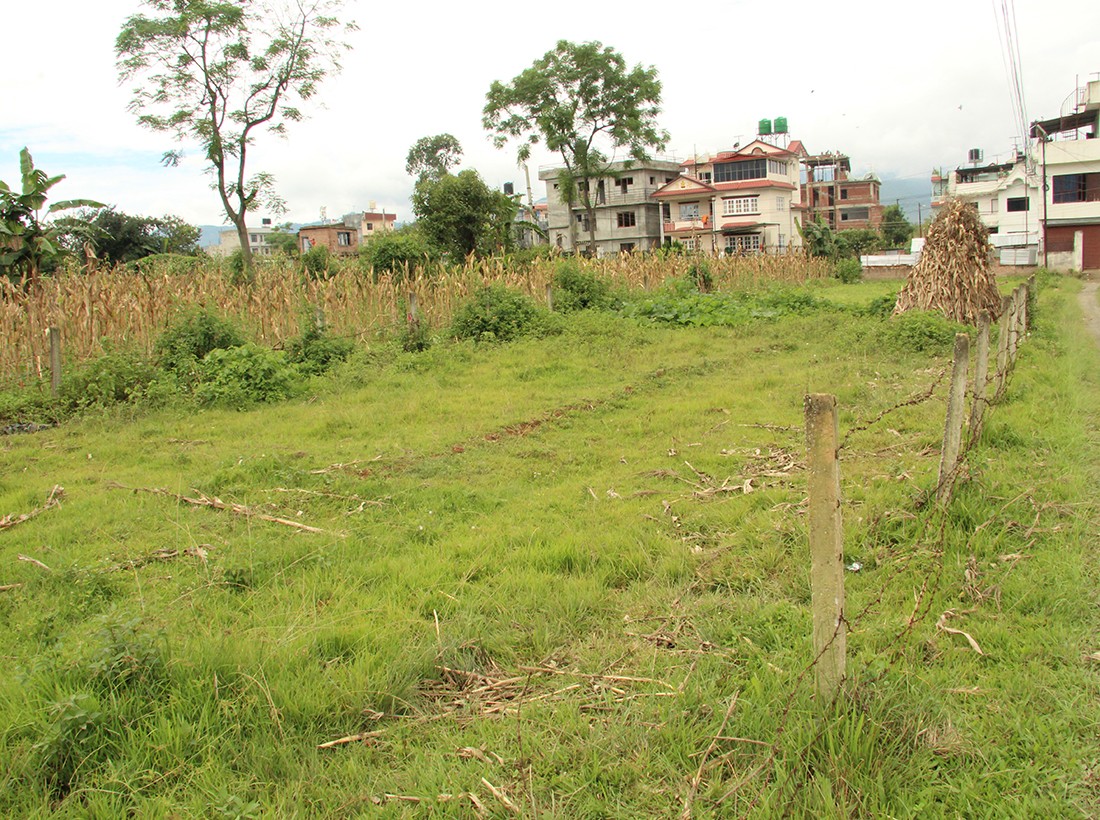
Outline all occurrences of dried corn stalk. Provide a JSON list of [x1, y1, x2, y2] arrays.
[[894, 198, 1002, 324]]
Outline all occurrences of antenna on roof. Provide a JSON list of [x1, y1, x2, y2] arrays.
[[320, 206, 328, 222]]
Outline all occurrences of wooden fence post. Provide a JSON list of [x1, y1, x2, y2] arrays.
[[995, 295, 1012, 399], [968, 312, 991, 443], [546, 283, 554, 312], [48, 326, 62, 398], [805, 393, 846, 701], [937, 333, 970, 503]]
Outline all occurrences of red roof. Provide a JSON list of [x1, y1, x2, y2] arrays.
[[652, 175, 717, 198]]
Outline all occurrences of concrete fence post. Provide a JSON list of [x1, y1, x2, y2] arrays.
[[805, 393, 846, 701], [546, 283, 554, 312], [968, 312, 991, 443], [938, 333, 970, 503], [48, 326, 62, 398], [313, 306, 325, 333], [407, 290, 418, 329], [995, 295, 1012, 399], [1008, 287, 1022, 365]]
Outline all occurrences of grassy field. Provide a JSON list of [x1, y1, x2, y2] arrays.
[[0, 274, 1097, 817]]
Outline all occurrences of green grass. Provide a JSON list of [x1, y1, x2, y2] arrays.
[[0, 276, 1096, 816]]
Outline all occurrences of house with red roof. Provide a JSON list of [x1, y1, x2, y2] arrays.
[[652, 140, 804, 254]]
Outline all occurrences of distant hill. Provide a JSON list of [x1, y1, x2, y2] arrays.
[[878, 176, 932, 224]]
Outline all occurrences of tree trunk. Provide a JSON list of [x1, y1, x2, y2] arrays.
[[232, 216, 254, 275]]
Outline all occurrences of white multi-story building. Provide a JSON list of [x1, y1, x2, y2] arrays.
[[931, 76, 1100, 270], [651, 139, 804, 254]]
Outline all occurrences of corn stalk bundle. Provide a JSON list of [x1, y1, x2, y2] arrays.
[[894, 198, 1002, 324]]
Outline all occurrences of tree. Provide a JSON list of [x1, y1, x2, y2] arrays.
[[483, 40, 667, 255], [834, 228, 880, 259], [116, 0, 356, 273], [266, 223, 300, 257], [0, 148, 103, 284], [405, 134, 463, 182], [880, 204, 914, 248], [412, 170, 517, 260], [797, 217, 837, 259], [80, 208, 200, 264], [358, 225, 434, 280]]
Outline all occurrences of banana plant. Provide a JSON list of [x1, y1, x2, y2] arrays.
[[0, 148, 103, 285]]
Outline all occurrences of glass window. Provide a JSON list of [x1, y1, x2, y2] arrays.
[[714, 159, 766, 183], [1006, 197, 1029, 212], [679, 203, 700, 220], [722, 196, 759, 216], [617, 211, 636, 228]]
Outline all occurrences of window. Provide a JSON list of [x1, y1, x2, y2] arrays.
[[620, 243, 635, 253], [1053, 173, 1100, 203], [725, 234, 761, 253], [650, 176, 655, 185], [714, 158, 766, 183], [337, 231, 352, 246], [596, 180, 606, 204], [366, 222, 374, 230], [776, 196, 786, 211], [618, 176, 633, 194], [698, 171, 712, 184], [840, 208, 869, 222], [661, 202, 671, 221], [722, 196, 759, 216], [767, 159, 787, 175], [989, 199, 998, 213], [679, 203, 700, 220], [665, 177, 675, 183], [683, 237, 697, 250], [617, 211, 636, 228], [1006, 197, 1029, 212], [840, 189, 849, 200], [250, 234, 259, 243]]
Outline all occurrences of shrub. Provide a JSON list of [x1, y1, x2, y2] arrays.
[[451, 284, 543, 342], [301, 244, 334, 280], [834, 257, 863, 284], [62, 350, 159, 410], [34, 693, 103, 799], [359, 228, 433, 281], [552, 259, 612, 311], [155, 308, 245, 374], [195, 343, 301, 408], [864, 293, 898, 318], [285, 324, 355, 376]]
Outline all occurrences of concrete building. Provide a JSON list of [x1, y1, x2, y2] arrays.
[[929, 76, 1100, 270], [651, 139, 803, 254], [538, 159, 682, 256], [1031, 78, 1100, 271], [794, 145, 885, 232], [298, 210, 397, 255], [209, 218, 279, 257]]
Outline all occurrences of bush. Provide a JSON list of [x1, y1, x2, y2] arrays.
[[834, 258, 863, 284], [359, 229, 433, 281], [195, 344, 301, 408], [451, 285, 544, 342], [552, 259, 612, 311], [285, 324, 355, 376], [155, 308, 245, 374], [301, 245, 334, 280], [62, 350, 159, 410]]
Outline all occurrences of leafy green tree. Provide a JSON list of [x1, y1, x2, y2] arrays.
[[358, 226, 433, 279], [797, 217, 836, 259], [116, 0, 356, 273], [266, 223, 300, 257], [0, 148, 103, 284], [483, 40, 667, 255], [412, 170, 518, 260], [880, 204, 914, 248], [834, 228, 880, 259], [405, 134, 463, 182], [80, 208, 200, 264]]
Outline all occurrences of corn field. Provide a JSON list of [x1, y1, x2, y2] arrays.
[[0, 252, 831, 388]]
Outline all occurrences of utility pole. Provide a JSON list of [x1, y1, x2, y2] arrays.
[[918, 201, 923, 237], [1037, 124, 1050, 268]]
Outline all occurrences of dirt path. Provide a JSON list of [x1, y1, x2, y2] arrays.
[[1079, 279, 1100, 349]]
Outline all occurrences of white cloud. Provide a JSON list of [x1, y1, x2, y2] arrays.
[[3, 0, 1098, 227]]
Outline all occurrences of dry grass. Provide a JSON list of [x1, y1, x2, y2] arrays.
[[0, 251, 830, 384], [894, 198, 1002, 324]]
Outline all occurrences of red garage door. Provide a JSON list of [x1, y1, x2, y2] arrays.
[[1084, 224, 1100, 271]]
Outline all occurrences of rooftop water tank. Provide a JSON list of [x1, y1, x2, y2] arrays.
[[774, 116, 788, 134], [758, 118, 773, 136]]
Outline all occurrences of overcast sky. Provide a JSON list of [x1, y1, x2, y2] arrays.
[[3, 0, 1098, 229]]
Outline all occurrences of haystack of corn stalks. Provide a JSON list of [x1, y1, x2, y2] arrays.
[[894, 198, 1002, 324]]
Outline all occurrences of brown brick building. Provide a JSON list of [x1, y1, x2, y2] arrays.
[[791, 142, 885, 231]]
